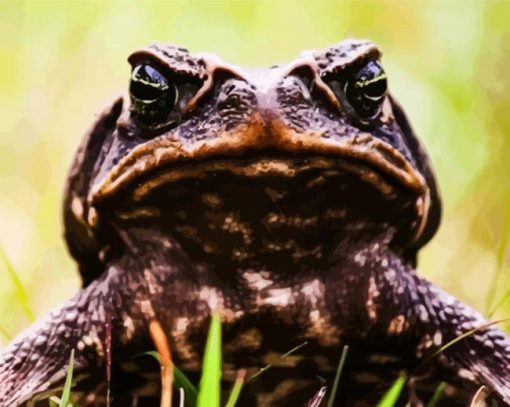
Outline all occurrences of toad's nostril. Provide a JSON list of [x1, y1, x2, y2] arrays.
[[217, 92, 244, 112], [217, 80, 257, 106], [277, 76, 312, 102], [272, 76, 316, 119]]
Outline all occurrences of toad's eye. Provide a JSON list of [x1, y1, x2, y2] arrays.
[[344, 60, 387, 119], [129, 63, 178, 126]]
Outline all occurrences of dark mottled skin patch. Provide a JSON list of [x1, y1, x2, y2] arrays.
[[1, 39, 509, 406]]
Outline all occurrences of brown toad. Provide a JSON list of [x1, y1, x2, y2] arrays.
[[1, 39, 509, 406]]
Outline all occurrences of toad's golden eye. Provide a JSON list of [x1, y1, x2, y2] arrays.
[[129, 63, 178, 126], [344, 60, 387, 119]]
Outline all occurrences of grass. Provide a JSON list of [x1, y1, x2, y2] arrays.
[[5, 305, 508, 406], [426, 382, 447, 407], [425, 317, 510, 363], [43, 318, 458, 407], [137, 313, 243, 407], [149, 320, 174, 407], [327, 345, 349, 407], [48, 350, 75, 407], [0, 247, 35, 322], [138, 351, 198, 407], [224, 370, 245, 407], [487, 195, 510, 317], [197, 312, 222, 407], [101, 316, 510, 406], [59, 350, 75, 407], [246, 340, 308, 383], [376, 375, 406, 407]]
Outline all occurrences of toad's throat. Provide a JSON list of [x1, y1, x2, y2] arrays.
[[108, 158, 422, 264]]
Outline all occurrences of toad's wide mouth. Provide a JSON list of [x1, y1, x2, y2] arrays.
[[89, 133, 427, 201], [87, 124, 431, 242], [119, 154, 419, 203]]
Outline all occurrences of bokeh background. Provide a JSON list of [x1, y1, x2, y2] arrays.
[[1, 1, 510, 344]]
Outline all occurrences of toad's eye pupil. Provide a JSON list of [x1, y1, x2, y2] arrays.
[[361, 77, 387, 99], [129, 63, 177, 126], [344, 60, 387, 118], [130, 65, 168, 101]]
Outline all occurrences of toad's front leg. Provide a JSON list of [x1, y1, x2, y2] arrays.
[[334, 252, 510, 404], [0, 261, 182, 406], [0, 233, 229, 406], [0, 266, 122, 405], [404, 271, 510, 404]]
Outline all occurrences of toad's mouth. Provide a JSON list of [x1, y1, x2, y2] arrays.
[[118, 154, 419, 202], [89, 132, 428, 203], [89, 148, 430, 245], [88, 123, 430, 243]]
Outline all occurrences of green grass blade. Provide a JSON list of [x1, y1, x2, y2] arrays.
[[489, 288, 510, 319], [225, 369, 246, 407], [197, 312, 222, 407], [327, 344, 349, 407], [280, 341, 308, 358], [247, 341, 308, 382], [134, 351, 198, 407], [174, 365, 198, 407], [487, 195, 510, 315], [426, 318, 510, 362], [59, 349, 75, 407], [0, 246, 35, 321], [134, 350, 161, 362], [376, 375, 406, 407], [426, 382, 446, 407]]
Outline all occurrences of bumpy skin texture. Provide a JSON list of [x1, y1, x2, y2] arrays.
[[1, 39, 510, 406]]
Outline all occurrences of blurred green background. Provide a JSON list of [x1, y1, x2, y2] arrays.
[[1, 1, 510, 344]]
